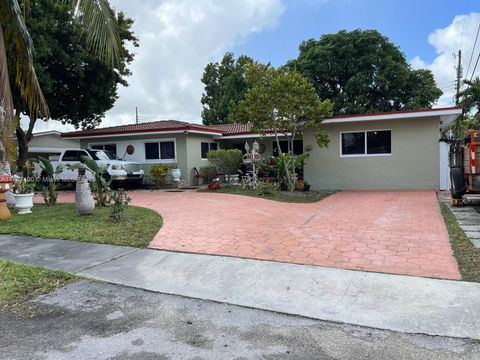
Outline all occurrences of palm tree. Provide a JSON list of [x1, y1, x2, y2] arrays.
[[0, 0, 120, 164]]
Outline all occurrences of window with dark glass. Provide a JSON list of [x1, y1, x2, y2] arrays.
[[62, 150, 87, 162], [367, 131, 391, 154], [341, 132, 365, 155], [160, 141, 175, 159], [145, 143, 159, 160], [201, 142, 219, 158], [272, 140, 303, 155], [90, 144, 117, 155], [341, 130, 391, 156]]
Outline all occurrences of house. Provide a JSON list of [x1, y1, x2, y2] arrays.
[[27, 130, 80, 159], [42, 106, 461, 190]]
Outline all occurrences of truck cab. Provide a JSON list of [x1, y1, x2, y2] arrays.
[[49, 149, 144, 186]]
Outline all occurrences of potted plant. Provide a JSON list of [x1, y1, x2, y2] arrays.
[[303, 181, 311, 192], [13, 177, 35, 214]]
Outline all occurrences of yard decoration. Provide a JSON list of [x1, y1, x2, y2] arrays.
[[75, 166, 95, 215], [240, 140, 261, 189], [0, 174, 13, 220], [12, 177, 35, 214]]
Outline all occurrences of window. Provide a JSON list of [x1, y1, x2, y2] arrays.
[[61, 150, 88, 162], [272, 140, 303, 156], [201, 142, 219, 159], [341, 130, 391, 156], [145, 141, 175, 161], [90, 144, 117, 155]]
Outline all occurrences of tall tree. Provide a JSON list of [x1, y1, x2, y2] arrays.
[[0, 0, 121, 165], [449, 77, 480, 139], [12, 0, 138, 169], [232, 63, 332, 192], [287, 29, 442, 115], [201, 52, 253, 125]]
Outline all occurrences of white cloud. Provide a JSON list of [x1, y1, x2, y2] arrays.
[[31, 0, 284, 132], [411, 12, 480, 107]]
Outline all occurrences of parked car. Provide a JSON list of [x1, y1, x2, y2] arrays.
[[34, 149, 144, 187]]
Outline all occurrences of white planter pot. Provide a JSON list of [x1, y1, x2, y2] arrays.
[[171, 168, 181, 182], [14, 193, 34, 214]]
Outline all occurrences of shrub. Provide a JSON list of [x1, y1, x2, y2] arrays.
[[199, 165, 217, 183], [149, 164, 171, 188], [256, 181, 276, 197], [207, 149, 242, 183], [109, 190, 131, 222]]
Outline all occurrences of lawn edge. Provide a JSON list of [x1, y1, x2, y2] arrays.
[[440, 203, 480, 283]]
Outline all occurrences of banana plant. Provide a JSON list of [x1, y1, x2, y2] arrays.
[[35, 156, 64, 206]]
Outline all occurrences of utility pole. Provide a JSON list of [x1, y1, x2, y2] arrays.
[[135, 107, 139, 124], [455, 50, 462, 105]]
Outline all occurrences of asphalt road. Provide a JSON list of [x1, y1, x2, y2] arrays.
[[1, 280, 479, 360]]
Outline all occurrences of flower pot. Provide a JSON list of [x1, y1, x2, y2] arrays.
[[171, 168, 181, 182], [13, 193, 34, 214]]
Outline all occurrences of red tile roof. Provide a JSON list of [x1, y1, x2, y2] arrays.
[[62, 120, 224, 138], [209, 123, 254, 135], [60, 107, 462, 138]]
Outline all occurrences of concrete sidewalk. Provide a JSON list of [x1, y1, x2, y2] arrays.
[[1, 234, 479, 340]]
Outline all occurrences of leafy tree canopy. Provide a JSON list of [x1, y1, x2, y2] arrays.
[[231, 63, 332, 192], [449, 77, 480, 139], [287, 29, 442, 115], [14, 0, 138, 130], [201, 52, 253, 125]]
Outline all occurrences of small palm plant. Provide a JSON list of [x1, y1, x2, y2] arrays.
[[35, 157, 63, 206]]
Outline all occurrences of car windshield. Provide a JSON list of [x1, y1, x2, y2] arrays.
[[87, 150, 119, 161]]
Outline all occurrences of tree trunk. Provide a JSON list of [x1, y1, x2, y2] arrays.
[[15, 114, 35, 175], [273, 124, 292, 192], [16, 127, 29, 174]]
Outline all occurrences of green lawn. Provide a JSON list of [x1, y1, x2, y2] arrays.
[[0, 260, 78, 309], [441, 203, 480, 282], [198, 186, 332, 203], [0, 204, 162, 247]]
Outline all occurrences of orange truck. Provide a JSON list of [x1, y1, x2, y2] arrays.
[[450, 129, 480, 205]]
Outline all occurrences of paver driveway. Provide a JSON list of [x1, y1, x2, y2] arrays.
[[136, 190, 459, 279], [49, 190, 460, 279]]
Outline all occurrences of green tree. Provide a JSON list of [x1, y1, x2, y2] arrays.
[[201, 52, 253, 125], [13, 0, 138, 170], [0, 0, 121, 165], [449, 77, 480, 139], [232, 63, 332, 192], [288, 29, 442, 115]]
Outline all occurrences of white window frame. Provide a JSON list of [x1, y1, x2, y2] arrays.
[[142, 138, 177, 163], [339, 129, 392, 158], [201, 142, 219, 160]]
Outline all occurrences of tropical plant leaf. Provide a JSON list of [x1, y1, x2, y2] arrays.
[[67, 0, 121, 67], [0, 0, 49, 120]]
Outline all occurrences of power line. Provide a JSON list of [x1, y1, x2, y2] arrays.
[[465, 24, 480, 80], [469, 49, 480, 82]]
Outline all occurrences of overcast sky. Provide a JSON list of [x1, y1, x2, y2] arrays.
[[32, 0, 480, 133]]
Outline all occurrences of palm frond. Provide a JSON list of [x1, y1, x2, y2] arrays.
[[70, 0, 121, 67], [0, 0, 49, 120]]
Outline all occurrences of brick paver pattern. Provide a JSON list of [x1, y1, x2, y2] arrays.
[[50, 190, 460, 279]]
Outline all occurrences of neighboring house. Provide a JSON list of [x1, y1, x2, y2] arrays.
[[27, 130, 80, 158], [35, 106, 461, 190]]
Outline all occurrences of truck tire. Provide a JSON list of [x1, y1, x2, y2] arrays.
[[450, 167, 467, 199]]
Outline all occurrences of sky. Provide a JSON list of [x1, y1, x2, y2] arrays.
[[32, 0, 480, 132]]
